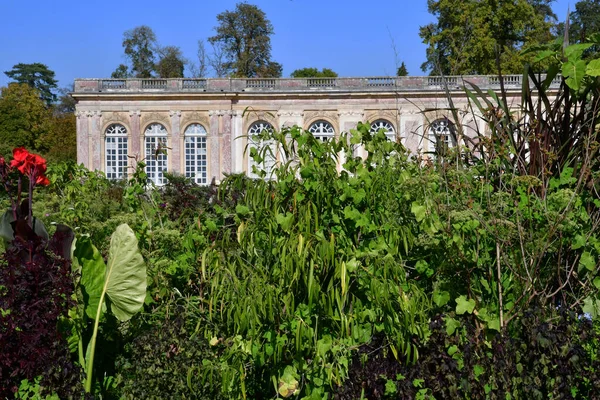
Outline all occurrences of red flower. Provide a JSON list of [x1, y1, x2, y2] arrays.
[[10, 147, 32, 174], [9, 147, 50, 186]]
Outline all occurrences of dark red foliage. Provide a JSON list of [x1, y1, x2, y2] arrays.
[[0, 230, 82, 398]]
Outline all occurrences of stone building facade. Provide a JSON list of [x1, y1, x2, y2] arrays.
[[72, 75, 558, 184]]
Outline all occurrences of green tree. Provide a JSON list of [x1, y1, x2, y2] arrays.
[[397, 62, 408, 76], [111, 64, 131, 79], [290, 67, 338, 78], [0, 84, 52, 157], [155, 46, 186, 78], [54, 85, 76, 115], [209, 3, 282, 77], [419, 0, 556, 75], [561, 0, 600, 58], [122, 25, 157, 78], [4, 63, 58, 105]]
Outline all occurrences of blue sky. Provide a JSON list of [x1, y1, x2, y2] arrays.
[[0, 0, 573, 89]]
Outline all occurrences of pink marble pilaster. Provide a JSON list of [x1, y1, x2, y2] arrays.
[[76, 111, 89, 166], [129, 111, 141, 161], [91, 111, 102, 171], [208, 111, 221, 183], [221, 111, 232, 179], [170, 110, 181, 174]]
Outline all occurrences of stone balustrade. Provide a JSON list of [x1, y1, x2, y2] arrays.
[[73, 75, 561, 94]]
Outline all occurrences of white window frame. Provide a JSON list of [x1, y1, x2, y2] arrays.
[[184, 123, 208, 185], [105, 124, 128, 180], [308, 120, 335, 142], [247, 121, 276, 178], [144, 123, 168, 186], [428, 118, 456, 153], [370, 120, 396, 142]]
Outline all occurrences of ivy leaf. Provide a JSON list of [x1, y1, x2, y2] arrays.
[[276, 212, 294, 231], [432, 289, 450, 307], [235, 204, 250, 217], [455, 295, 476, 315], [579, 251, 596, 272], [594, 277, 600, 290], [411, 201, 427, 222], [445, 317, 461, 335], [582, 296, 600, 319]]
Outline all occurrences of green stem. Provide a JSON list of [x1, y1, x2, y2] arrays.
[[85, 291, 105, 393]]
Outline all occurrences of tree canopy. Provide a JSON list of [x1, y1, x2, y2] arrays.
[[155, 46, 186, 78], [396, 62, 408, 76], [290, 68, 338, 78], [0, 84, 52, 156], [4, 63, 58, 105], [564, 0, 600, 58], [419, 0, 557, 75], [122, 25, 157, 78], [209, 3, 282, 78]]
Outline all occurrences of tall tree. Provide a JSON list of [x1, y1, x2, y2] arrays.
[[0, 84, 53, 157], [562, 0, 600, 58], [156, 46, 186, 78], [290, 68, 338, 78], [208, 42, 230, 77], [419, 0, 556, 75], [209, 3, 282, 78], [111, 64, 131, 79], [189, 40, 209, 78], [4, 63, 58, 105], [122, 26, 158, 78], [397, 62, 409, 76], [52, 85, 76, 117]]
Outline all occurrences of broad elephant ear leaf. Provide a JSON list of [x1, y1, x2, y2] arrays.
[[105, 224, 146, 321], [74, 235, 106, 320]]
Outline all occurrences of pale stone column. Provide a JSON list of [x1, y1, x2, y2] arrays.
[[129, 111, 141, 170], [208, 110, 221, 183], [169, 110, 181, 175], [90, 111, 102, 171], [338, 111, 364, 167], [401, 112, 424, 155], [277, 111, 304, 166], [76, 111, 89, 166], [232, 110, 244, 174], [221, 110, 232, 179]]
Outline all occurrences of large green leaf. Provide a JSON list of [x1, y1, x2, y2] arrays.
[[74, 236, 106, 319], [586, 59, 600, 77], [562, 60, 587, 92], [105, 224, 146, 321]]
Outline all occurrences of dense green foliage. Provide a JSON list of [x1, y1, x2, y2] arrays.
[[420, 0, 556, 74], [209, 2, 282, 77], [2, 41, 600, 399], [0, 83, 76, 162], [290, 68, 338, 78], [4, 63, 58, 105]]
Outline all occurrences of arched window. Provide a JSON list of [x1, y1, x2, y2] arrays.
[[308, 120, 335, 142], [428, 118, 456, 153], [144, 123, 168, 186], [105, 124, 128, 180], [248, 121, 276, 177], [370, 120, 396, 141], [184, 123, 208, 184]]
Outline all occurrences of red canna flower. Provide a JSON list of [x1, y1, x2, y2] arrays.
[[10, 147, 33, 174], [9, 147, 50, 186]]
